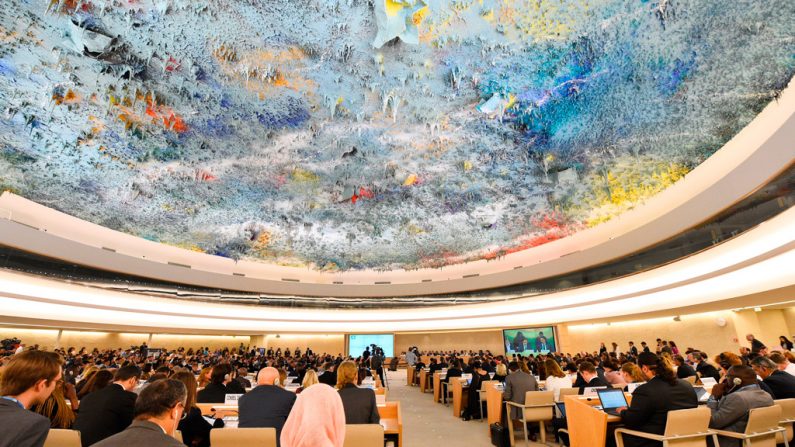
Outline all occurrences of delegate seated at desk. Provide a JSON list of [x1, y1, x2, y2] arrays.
[[502, 361, 538, 422], [616, 353, 698, 447]]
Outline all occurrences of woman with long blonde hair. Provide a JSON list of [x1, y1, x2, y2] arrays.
[[198, 366, 212, 388], [336, 361, 379, 424], [297, 370, 318, 394]]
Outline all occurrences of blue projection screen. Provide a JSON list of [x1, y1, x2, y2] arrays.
[[347, 334, 395, 357]]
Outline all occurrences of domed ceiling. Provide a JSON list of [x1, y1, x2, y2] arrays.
[[0, 1, 793, 271]]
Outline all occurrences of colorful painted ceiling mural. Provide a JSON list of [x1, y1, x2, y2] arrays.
[[0, 1, 793, 271]]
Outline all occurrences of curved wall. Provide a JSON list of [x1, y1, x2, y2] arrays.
[[1, 203, 793, 333]]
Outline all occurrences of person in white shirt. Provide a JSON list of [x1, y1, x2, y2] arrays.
[[543, 358, 572, 401], [769, 352, 795, 376], [13, 344, 25, 355], [404, 349, 417, 367]]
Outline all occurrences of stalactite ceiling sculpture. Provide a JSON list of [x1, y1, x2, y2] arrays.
[[1, 1, 793, 271]]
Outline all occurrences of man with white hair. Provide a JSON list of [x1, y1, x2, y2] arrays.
[[238, 367, 297, 446]]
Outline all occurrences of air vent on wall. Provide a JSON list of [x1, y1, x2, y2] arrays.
[[463, 273, 479, 278], [281, 278, 300, 282], [233, 272, 245, 277], [374, 281, 391, 285], [167, 262, 191, 269]]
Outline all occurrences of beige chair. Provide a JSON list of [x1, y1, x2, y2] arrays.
[[615, 406, 716, 447], [44, 430, 81, 447], [506, 390, 554, 447], [211, 427, 277, 447], [477, 380, 498, 421], [776, 399, 795, 445], [343, 424, 384, 447], [712, 405, 787, 447], [557, 387, 579, 401], [685, 375, 697, 385], [173, 430, 183, 443]]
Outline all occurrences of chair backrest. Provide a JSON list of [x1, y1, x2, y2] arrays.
[[44, 429, 81, 447], [744, 405, 782, 447], [662, 407, 711, 447], [685, 375, 697, 384], [211, 427, 277, 447], [480, 380, 498, 392], [558, 387, 579, 401], [343, 424, 384, 447], [523, 390, 554, 421], [196, 403, 216, 415], [173, 430, 183, 442], [775, 399, 795, 443]]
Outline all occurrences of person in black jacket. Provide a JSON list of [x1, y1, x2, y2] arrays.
[[73, 365, 141, 447], [336, 361, 379, 424], [173, 371, 223, 447], [238, 367, 296, 446], [673, 355, 697, 380], [751, 356, 795, 399], [196, 365, 230, 403], [693, 352, 721, 383], [618, 353, 698, 447], [577, 361, 610, 394]]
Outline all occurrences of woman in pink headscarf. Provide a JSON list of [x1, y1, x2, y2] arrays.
[[280, 383, 346, 447]]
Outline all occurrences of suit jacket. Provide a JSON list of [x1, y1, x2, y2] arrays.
[[0, 398, 50, 447], [502, 371, 538, 420], [238, 385, 296, 444], [697, 362, 721, 382], [318, 371, 337, 387], [338, 383, 380, 424], [177, 406, 223, 447], [708, 386, 774, 447], [73, 383, 137, 447], [196, 382, 228, 403], [91, 420, 183, 447], [676, 364, 697, 379], [762, 370, 795, 399], [620, 377, 698, 447]]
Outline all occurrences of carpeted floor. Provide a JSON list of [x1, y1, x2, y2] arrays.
[[384, 369, 559, 447]]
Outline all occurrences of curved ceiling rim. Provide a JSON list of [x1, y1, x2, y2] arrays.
[[0, 204, 792, 332], [1, 250, 792, 333], [2, 239, 793, 324], [1, 82, 794, 296]]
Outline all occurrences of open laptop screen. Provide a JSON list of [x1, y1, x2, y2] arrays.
[[597, 388, 628, 410]]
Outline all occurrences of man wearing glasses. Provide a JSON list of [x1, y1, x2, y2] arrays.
[[92, 379, 186, 447], [74, 365, 141, 446]]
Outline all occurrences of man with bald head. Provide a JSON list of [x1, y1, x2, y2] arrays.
[[238, 367, 297, 445]]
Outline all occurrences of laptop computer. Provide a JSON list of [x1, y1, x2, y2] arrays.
[[555, 401, 567, 419], [694, 386, 710, 403], [699, 377, 718, 387], [596, 388, 628, 417]]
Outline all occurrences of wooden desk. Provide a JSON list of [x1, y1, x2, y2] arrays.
[[486, 382, 504, 434], [407, 367, 416, 386], [451, 378, 469, 417], [564, 394, 629, 447], [433, 372, 444, 403], [378, 401, 403, 447], [419, 369, 431, 393]]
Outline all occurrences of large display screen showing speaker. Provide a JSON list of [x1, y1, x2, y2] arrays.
[[347, 334, 395, 357], [503, 327, 556, 355]]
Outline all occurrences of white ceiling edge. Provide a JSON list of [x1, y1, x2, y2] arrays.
[[0, 80, 793, 296], [0, 205, 792, 332]]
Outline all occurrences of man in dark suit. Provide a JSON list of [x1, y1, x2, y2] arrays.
[[629, 341, 639, 357], [239, 367, 296, 445], [74, 365, 141, 447], [694, 352, 721, 383], [337, 361, 380, 424], [751, 356, 795, 399], [618, 353, 698, 447], [318, 362, 337, 386], [535, 333, 550, 352], [674, 355, 697, 379], [0, 350, 63, 447], [577, 361, 610, 394], [92, 379, 185, 447]]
